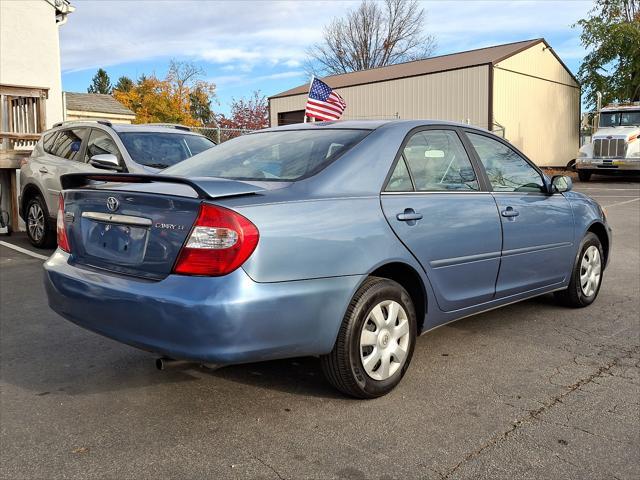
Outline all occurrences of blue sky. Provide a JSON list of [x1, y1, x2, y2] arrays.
[[60, 0, 592, 114]]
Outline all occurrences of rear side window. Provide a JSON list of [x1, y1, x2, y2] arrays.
[[50, 128, 86, 161], [85, 129, 122, 163], [184, 135, 216, 155], [401, 130, 479, 191], [386, 158, 413, 192], [42, 131, 59, 153], [165, 129, 370, 181]]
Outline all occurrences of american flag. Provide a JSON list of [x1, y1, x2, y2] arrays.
[[305, 78, 347, 121]]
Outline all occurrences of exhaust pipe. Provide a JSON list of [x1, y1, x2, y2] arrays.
[[155, 357, 193, 370]]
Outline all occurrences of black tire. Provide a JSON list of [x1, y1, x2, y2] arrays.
[[321, 277, 417, 398], [578, 170, 592, 182], [555, 232, 604, 308], [25, 195, 56, 248]]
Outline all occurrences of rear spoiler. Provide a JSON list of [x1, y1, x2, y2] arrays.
[[60, 173, 265, 200]]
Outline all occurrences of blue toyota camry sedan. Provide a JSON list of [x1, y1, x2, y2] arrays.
[[44, 120, 611, 398]]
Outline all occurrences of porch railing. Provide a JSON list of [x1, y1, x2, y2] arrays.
[[0, 84, 48, 152]]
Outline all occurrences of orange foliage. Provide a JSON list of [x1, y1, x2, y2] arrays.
[[113, 61, 216, 126]]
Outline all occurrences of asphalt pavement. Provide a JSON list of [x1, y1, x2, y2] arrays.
[[1, 179, 638, 479]]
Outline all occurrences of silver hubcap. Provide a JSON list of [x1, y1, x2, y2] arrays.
[[27, 203, 45, 242], [580, 246, 601, 297], [360, 300, 410, 381]]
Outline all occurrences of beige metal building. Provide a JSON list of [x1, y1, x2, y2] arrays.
[[269, 39, 580, 167]]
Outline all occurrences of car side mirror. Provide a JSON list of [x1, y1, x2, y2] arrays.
[[550, 175, 573, 193], [89, 154, 122, 171]]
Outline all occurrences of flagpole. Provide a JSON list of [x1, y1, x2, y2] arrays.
[[303, 75, 315, 124]]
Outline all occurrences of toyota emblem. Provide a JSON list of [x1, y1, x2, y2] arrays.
[[106, 196, 119, 212]]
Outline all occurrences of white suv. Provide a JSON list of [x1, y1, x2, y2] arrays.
[[19, 121, 216, 247]]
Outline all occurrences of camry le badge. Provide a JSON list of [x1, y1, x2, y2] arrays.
[[106, 197, 119, 212]]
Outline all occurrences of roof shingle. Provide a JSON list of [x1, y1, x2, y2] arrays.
[[64, 92, 135, 116]]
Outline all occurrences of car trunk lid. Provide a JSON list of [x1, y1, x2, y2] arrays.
[[60, 173, 265, 279]]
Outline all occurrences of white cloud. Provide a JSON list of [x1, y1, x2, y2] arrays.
[[59, 0, 355, 72], [60, 0, 589, 75]]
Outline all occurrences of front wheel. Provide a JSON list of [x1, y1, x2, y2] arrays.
[[578, 170, 592, 182], [555, 232, 603, 308], [321, 277, 417, 398]]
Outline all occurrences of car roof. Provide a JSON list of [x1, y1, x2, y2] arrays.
[[260, 119, 490, 134], [48, 121, 205, 136]]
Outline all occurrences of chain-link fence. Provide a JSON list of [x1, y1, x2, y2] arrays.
[[191, 127, 256, 144]]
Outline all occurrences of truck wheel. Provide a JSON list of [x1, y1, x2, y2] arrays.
[[25, 195, 56, 248], [321, 277, 417, 398], [578, 171, 592, 182]]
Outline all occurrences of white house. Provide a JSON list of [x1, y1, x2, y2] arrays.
[[0, 0, 74, 231]]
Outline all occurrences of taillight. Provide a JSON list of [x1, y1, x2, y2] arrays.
[[56, 194, 71, 253], [173, 203, 259, 276]]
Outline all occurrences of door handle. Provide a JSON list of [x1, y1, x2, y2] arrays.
[[39, 167, 49, 174], [501, 206, 519, 218], [397, 209, 423, 222]]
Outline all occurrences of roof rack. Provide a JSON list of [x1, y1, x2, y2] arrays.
[[52, 119, 113, 128], [144, 123, 192, 131]]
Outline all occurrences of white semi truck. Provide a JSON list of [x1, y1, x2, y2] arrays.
[[576, 102, 640, 181]]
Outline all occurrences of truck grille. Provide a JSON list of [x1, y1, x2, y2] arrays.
[[593, 138, 626, 158]]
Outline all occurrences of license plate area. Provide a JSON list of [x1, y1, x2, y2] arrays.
[[81, 217, 150, 265]]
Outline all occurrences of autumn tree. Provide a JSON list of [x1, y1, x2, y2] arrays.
[[306, 0, 436, 75], [87, 68, 112, 94], [216, 91, 269, 130], [577, 0, 640, 108], [114, 76, 134, 93], [113, 61, 216, 126]]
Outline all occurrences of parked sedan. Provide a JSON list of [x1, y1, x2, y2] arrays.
[[44, 121, 611, 398], [19, 121, 216, 248]]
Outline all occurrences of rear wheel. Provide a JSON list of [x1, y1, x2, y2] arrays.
[[578, 170, 592, 182], [555, 232, 603, 308], [321, 277, 417, 398], [25, 195, 55, 248]]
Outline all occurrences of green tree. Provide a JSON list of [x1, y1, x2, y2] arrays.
[[189, 86, 214, 125], [113, 76, 134, 93], [87, 68, 112, 94], [577, 0, 640, 108]]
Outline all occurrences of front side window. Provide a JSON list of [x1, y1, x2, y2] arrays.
[[119, 132, 216, 169], [85, 129, 122, 163], [467, 133, 544, 193], [164, 129, 369, 181], [401, 130, 479, 191], [50, 129, 86, 161]]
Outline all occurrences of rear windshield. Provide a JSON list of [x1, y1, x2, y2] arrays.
[[119, 132, 216, 169], [164, 129, 370, 181]]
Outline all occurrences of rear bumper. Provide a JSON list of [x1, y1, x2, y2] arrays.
[[44, 251, 362, 364]]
